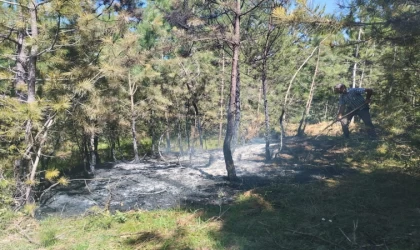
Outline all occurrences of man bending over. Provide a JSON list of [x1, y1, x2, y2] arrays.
[[333, 83, 377, 138]]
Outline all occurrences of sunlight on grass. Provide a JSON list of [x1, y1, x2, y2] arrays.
[[9, 209, 225, 250], [376, 143, 388, 154], [390, 126, 405, 135], [323, 178, 339, 187], [236, 190, 274, 212]]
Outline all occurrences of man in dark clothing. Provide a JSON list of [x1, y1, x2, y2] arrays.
[[334, 84, 377, 138]]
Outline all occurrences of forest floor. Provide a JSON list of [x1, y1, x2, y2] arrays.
[[35, 134, 359, 218], [1, 122, 420, 249]]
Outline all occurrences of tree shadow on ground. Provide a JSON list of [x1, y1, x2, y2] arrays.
[[198, 168, 420, 250], [171, 135, 420, 250]]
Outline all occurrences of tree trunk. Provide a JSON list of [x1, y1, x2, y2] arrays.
[[283, 46, 318, 124], [128, 73, 140, 162], [359, 62, 365, 87], [131, 117, 140, 162], [83, 135, 90, 172], [297, 47, 320, 136], [27, 1, 38, 103], [94, 135, 100, 164], [351, 26, 363, 123], [185, 106, 191, 150], [262, 64, 270, 160], [218, 49, 225, 146], [89, 133, 96, 174], [111, 140, 117, 161], [25, 118, 54, 203], [165, 111, 171, 152], [177, 113, 184, 155], [14, 29, 26, 100], [257, 86, 262, 118], [223, 0, 240, 181], [231, 63, 241, 152], [261, 14, 275, 161], [20, 1, 39, 206], [278, 110, 285, 153], [108, 122, 118, 161], [352, 25, 363, 88], [192, 103, 204, 149]]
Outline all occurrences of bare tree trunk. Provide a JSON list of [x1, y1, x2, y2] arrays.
[[25, 118, 54, 203], [297, 47, 320, 136], [262, 66, 270, 160], [27, 1, 38, 103], [94, 135, 100, 163], [109, 122, 118, 161], [128, 73, 140, 162], [218, 50, 225, 146], [131, 117, 140, 162], [359, 62, 365, 87], [111, 140, 117, 161], [185, 106, 190, 151], [177, 111, 184, 155], [165, 112, 171, 152], [278, 110, 285, 153], [192, 103, 204, 149], [257, 86, 262, 118], [284, 46, 318, 107], [261, 13, 276, 161], [20, 1, 39, 206], [175, 95, 184, 156], [223, 0, 241, 181], [351, 26, 363, 123], [283, 46, 319, 125], [89, 133, 96, 173], [83, 135, 90, 172], [352, 25, 363, 88], [14, 29, 26, 100], [231, 63, 241, 152]]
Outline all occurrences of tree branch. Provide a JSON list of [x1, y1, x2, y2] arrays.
[[37, 15, 61, 56], [0, 30, 18, 45], [240, 0, 267, 17]]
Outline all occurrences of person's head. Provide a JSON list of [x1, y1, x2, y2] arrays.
[[334, 83, 346, 94]]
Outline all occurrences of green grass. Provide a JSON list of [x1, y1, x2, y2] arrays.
[[1, 137, 420, 250]]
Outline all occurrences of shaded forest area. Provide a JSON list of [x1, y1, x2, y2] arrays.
[[0, 0, 419, 219]]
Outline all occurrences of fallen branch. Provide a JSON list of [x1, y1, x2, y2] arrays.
[[38, 182, 60, 201]]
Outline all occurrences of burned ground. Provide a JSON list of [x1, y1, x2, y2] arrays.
[[36, 135, 382, 218]]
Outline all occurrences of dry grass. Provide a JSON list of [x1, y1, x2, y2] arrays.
[[286, 121, 361, 137]]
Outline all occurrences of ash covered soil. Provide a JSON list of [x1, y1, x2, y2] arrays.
[[36, 137, 355, 218]]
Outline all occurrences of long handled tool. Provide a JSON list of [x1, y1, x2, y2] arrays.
[[315, 102, 368, 139]]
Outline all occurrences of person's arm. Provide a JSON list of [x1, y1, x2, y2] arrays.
[[365, 88, 373, 103]]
